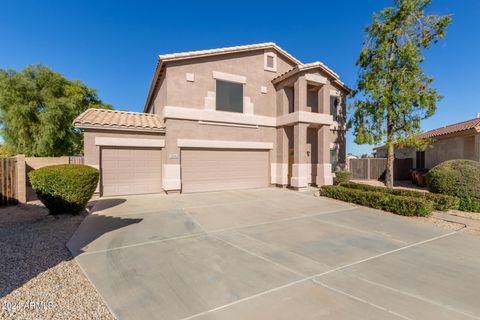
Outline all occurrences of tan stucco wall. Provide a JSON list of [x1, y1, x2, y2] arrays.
[[153, 50, 296, 118], [375, 133, 480, 169], [425, 134, 480, 168], [163, 119, 276, 165], [83, 129, 165, 168]]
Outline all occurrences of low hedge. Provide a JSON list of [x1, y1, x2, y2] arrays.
[[334, 170, 351, 185], [339, 182, 459, 211], [29, 164, 99, 215], [320, 185, 433, 217]]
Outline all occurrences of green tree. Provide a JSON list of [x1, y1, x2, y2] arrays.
[[0, 144, 12, 157], [350, 0, 451, 187], [0, 65, 112, 156]]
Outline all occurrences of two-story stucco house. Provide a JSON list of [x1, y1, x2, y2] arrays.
[[74, 43, 350, 196]]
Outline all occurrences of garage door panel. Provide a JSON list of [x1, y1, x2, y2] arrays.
[[101, 147, 162, 196], [181, 149, 269, 193]]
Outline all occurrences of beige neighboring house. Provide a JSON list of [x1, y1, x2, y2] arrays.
[[74, 42, 349, 196], [374, 116, 480, 169]]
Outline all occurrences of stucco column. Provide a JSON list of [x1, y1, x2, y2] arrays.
[[316, 125, 333, 186], [163, 123, 181, 193], [274, 127, 289, 186], [294, 75, 307, 112], [318, 81, 330, 115], [291, 122, 309, 189], [14, 155, 26, 203]]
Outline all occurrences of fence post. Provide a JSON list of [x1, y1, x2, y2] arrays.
[[367, 158, 370, 180], [14, 155, 26, 203]]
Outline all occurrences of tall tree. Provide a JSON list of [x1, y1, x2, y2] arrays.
[[350, 0, 451, 187], [0, 65, 112, 156]]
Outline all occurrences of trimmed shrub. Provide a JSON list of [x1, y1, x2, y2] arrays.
[[426, 160, 480, 212], [320, 185, 433, 217], [334, 170, 351, 185], [339, 181, 460, 211], [29, 164, 99, 215]]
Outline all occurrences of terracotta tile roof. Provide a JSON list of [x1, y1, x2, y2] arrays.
[[74, 108, 164, 132], [417, 117, 480, 139], [158, 42, 302, 65]]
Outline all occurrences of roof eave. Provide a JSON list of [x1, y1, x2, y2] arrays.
[[74, 123, 166, 133]]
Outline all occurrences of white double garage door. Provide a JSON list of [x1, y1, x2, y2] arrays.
[[101, 147, 269, 196]]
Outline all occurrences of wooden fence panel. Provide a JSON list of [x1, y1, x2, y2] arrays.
[[349, 158, 413, 181], [349, 158, 370, 179], [369, 158, 387, 180], [69, 156, 84, 164], [394, 158, 413, 180], [0, 157, 18, 206]]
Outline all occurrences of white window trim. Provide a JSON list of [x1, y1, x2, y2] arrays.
[[264, 52, 277, 72], [212, 71, 246, 84]]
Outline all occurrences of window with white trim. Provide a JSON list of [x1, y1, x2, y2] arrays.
[[216, 80, 243, 113]]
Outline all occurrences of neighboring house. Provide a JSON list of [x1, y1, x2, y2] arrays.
[[373, 116, 480, 169], [74, 43, 349, 196]]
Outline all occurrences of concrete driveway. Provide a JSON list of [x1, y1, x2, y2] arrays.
[[67, 188, 480, 320]]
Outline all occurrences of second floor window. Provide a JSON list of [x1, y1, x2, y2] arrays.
[[216, 80, 243, 113], [330, 96, 338, 119]]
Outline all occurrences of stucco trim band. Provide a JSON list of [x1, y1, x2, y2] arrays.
[[95, 137, 165, 148], [277, 111, 334, 126], [212, 71, 247, 84], [164, 106, 276, 127], [305, 74, 327, 85], [177, 139, 273, 150]]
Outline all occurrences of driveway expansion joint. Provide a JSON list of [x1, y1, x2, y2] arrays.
[[180, 229, 460, 320]]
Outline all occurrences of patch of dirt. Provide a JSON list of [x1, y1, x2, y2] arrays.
[[0, 203, 113, 319]]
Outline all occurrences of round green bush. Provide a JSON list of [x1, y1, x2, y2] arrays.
[[426, 160, 480, 212], [28, 164, 99, 215]]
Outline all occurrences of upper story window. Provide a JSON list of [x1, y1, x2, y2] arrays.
[[216, 80, 243, 113], [330, 95, 339, 119], [264, 52, 277, 72]]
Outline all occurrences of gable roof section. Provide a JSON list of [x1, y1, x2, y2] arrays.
[[272, 62, 351, 92], [144, 42, 303, 112], [417, 117, 480, 139], [74, 108, 165, 132]]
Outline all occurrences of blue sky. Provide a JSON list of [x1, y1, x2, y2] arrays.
[[1, 0, 478, 155]]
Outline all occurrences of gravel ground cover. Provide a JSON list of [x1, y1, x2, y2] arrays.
[[0, 202, 113, 320]]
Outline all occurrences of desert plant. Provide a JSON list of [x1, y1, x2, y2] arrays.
[[339, 181, 459, 211], [320, 185, 433, 217], [334, 170, 351, 185], [28, 164, 99, 215], [426, 160, 480, 212]]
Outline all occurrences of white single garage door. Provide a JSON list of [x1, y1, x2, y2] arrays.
[[101, 147, 162, 196], [181, 149, 269, 193]]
